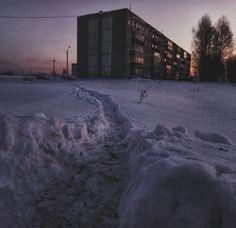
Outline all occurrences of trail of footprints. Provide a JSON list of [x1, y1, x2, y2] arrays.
[[32, 87, 130, 228]]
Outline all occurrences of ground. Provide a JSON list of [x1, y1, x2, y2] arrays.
[[0, 77, 235, 227]]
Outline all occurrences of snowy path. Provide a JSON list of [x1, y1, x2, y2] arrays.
[[1, 80, 236, 227], [32, 86, 131, 227]]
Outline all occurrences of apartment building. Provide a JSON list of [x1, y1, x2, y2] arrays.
[[77, 8, 191, 79]]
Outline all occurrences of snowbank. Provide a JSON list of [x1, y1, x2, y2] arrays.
[[119, 125, 236, 228], [0, 86, 109, 227], [195, 130, 233, 145]]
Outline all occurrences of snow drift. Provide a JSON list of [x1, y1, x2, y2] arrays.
[[119, 125, 236, 228], [0, 87, 109, 227]]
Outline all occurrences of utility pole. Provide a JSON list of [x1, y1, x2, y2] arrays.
[[53, 58, 56, 76], [66, 45, 70, 79]]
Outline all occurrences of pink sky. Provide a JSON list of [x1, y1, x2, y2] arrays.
[[0, 0, 235, 74]]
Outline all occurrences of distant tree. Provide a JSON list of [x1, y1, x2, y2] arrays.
[[192, 15, 234, 81], [192, 14, 214, 81], [213, 16, 234, 61], [226, 56, 236, 82], [212, 16, 234, 80]]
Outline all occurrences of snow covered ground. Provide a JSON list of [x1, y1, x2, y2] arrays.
[[0, 79, 95, 119], [0, 78, 236, 227], [79, 79, 236, 144]]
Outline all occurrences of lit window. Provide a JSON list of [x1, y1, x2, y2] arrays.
[[166, 65, 172, 70], [154, 51, 161, 63], [132, 55, 144, 64], [176, 54, 181, 59], [184, 52, 187, 59], [168, 41, 173, 46], [166, 64, 172, 74], [167, 53, 172, 58]]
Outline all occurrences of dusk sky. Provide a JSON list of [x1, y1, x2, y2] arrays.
[[0, 0, 235, 74]]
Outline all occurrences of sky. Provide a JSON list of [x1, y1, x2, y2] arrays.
[[0, 0, 235, 74]]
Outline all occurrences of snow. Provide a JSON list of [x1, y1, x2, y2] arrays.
[[0, 78, 236, 227], [0, 80, 109, 226], [0, 80, 95, 119], [119, 125, 236, 228], [195, 130, 233, 145], [79, 79, 236, 143]]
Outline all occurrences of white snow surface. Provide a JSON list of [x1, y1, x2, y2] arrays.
[[119, 125, 236, 228], [0, 81, 109, 227], [0, 80, 95, 119], [0, 78, 236, 227], [79, 79, 236, 144]]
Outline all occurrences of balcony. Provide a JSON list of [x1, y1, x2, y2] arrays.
[[132, 31, 145, 42]]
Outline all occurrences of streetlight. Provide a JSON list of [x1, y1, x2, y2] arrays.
[[66, 45, 70, 79]]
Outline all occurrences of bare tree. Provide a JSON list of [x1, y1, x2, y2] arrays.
[[213, 16, 234, 61], [192, 15, 235, 81], [192, 14, 214, 81]]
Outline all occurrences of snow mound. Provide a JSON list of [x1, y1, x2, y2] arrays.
[[195, 130, 233, 145], [0, 87, 109, 227], [119, 125, 236, 228]]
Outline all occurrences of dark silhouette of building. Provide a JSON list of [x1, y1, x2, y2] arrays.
[[77, 8, 191, 79], [71, 63, 78, 76]]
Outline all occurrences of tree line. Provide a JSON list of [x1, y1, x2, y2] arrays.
[[192, 15, 236, 82]]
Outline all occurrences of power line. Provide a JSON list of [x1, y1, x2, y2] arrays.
[[0, 15, 77, 19]]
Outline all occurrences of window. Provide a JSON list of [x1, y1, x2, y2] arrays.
[[135, 33, 145, 41], [154, 51, 161, 63], [101, 66, 111, 76], [176, 54, 181, 59], [88, 66, 97, 76], [166, 65, 172, 70], [167, 41, 173, 51], [88, 55, 97, 67], [184, 51, 187, 59], [167, 53, 172, 58], [154, 52, 161, 58], [166, 65, 172, 74], [101, 54, 111, 66], [131, 55, 144, 64], [134, 68, 143, 75], [134, 43, 144, 53], [135, 56, 144, 64], [102, 17, 112, 30]]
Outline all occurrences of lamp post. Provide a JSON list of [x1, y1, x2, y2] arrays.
[[53, 58, 56, 76], [66, 45, 70, 79]]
